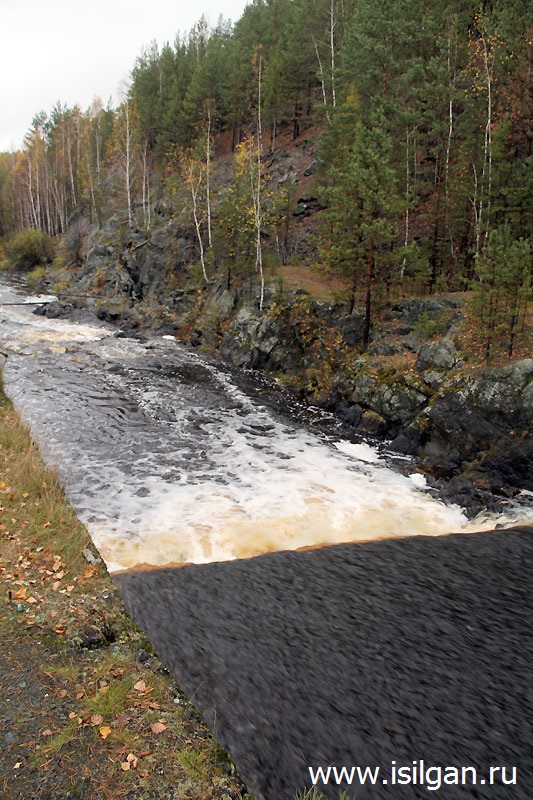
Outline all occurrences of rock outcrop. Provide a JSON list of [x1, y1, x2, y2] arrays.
[[43, 215, 531, 502]]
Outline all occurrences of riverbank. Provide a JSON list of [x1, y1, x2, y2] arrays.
[[31, 275, 533, 522], [0, 378, 251, 800]]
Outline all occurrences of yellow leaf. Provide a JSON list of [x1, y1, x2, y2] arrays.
[[150, 722, 167, 734], [123, 753, 138, 769], [99, 725, 112, 739]]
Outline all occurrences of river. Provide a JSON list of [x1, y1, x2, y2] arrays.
[[1, 277, 531, 573]]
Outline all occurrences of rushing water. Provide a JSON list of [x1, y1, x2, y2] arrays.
[[1, 278, 531, 572]]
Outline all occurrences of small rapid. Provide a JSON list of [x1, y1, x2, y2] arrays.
[[1, 278, 531, 572]]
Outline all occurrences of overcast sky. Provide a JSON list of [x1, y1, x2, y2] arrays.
[[0, 0, 251, 152]]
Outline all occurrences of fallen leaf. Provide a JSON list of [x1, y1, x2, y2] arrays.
[[121, 761, 131, 771], [90, 714, 103, 726], [99, 725, 112, 739], [12, 587, 27, 600], [42, 729, 53, 737], [133, 680, 148, 693], [150, 722, 167, 734]]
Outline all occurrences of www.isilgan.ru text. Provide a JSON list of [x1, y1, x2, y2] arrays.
[[308, 761, 518, 792]]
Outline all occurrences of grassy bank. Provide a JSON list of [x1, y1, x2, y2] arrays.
[[0, 377, 250, 800]]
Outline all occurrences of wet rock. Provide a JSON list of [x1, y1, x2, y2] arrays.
[[337, 402, 364, 427], [481, 436, 533, 492], [390, 423, 425, 456], [96, 308, 122, 323], [33, 301, 75, 319], [421, 359, 533, 486], [358, 409, 388, 436]]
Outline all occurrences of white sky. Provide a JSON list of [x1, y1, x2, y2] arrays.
[[0, 0, 251, 152]]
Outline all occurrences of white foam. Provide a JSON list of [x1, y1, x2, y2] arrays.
[[409, 472, 428, 489], [334, 440, 382, 463]]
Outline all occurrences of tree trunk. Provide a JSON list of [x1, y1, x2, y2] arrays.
[[362, 241, 374, 351]]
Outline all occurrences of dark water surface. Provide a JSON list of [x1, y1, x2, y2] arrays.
[[119, 527, 533, 799]]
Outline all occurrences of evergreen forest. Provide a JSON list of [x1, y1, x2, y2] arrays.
[[0, 0, 531, 360]]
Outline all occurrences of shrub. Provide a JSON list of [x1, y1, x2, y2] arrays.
[[26, 265, 47, 284], [5, 228, 56, 271]]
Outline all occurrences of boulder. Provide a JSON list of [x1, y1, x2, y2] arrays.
[[416, 337, 463, 372], [415, 338, 464, 388], [421, 359, 533, 486], [220, 305, 283, 370], [338, 313, 366, 346], [358, 409, 388, 437]]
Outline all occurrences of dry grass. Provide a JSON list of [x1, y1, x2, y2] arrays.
[[272, 262, 350, 301]]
